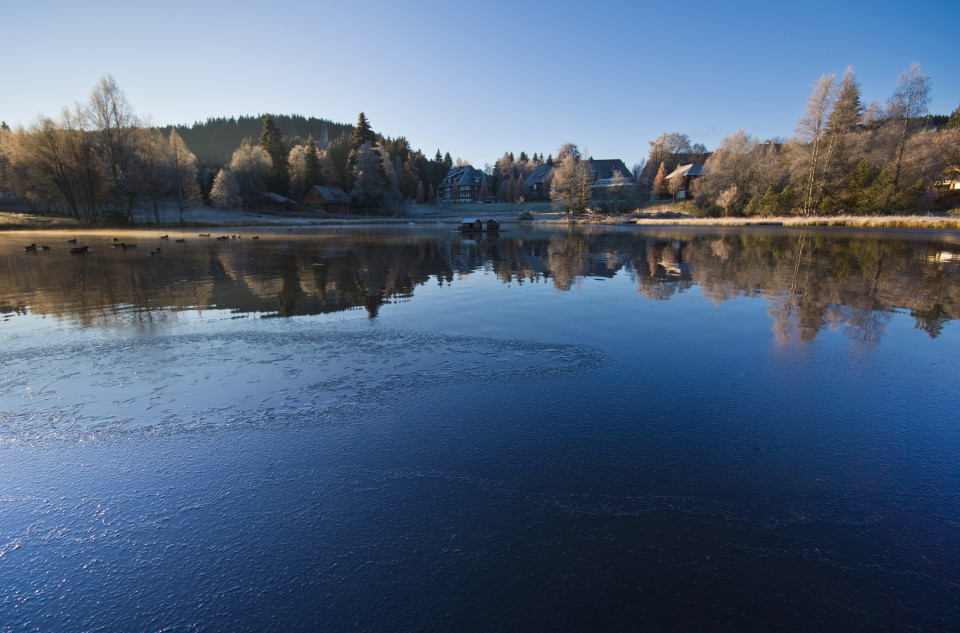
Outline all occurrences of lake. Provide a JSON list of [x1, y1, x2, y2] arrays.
[[1, 225, 959, 631]]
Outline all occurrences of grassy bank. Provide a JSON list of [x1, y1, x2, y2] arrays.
[[622, 214, 960, 229]]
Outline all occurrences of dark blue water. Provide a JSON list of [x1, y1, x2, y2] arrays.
[[1, 226, 959, 631]]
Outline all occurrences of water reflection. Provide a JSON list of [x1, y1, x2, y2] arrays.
[[1, 227, 958, 341]]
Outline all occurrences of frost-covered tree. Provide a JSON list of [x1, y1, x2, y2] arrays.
[[229, 140, 272, 206], [210, 167, 241, 210], [794, 74, 836, 214], [168, 129, 200, 223], [287, 144, 307, 200], [83, 75, 142, 218], [550, 152, 592, 214]]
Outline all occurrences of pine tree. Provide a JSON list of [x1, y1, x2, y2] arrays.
[[304, 135, 322, 191], [259, 115, 289, 195], [352, 112, 376, 151], [945, 101, 960, 130]]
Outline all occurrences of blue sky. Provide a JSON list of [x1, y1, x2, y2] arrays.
[[4, 0, 958, 168]]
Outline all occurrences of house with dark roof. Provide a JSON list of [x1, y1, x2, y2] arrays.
[[438, 165, 487, 203], [588, 159, 637, 196], [523, 159, 638, 200], [301, 185, 351, 214], [665, 163, 705, 199], [523, 164, 554, 200], [257, 192, 299, 212]]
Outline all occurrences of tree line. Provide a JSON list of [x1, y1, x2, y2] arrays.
[[0, 77, 203, 224], [646, 64, 960, 217], [2, 65, 958, 221]]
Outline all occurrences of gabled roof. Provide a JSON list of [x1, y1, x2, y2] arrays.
[[259, 192, 299, 204], [524, 163, 554, 187], [589, 159, 634, 182], [440, 165, 486, 187], [666, 163, 705, 179], [307, 185, 350, 203]]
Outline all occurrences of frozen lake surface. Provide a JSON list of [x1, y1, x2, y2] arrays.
[[2, 226, 959, 631]]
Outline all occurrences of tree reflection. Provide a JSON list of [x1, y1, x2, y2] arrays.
[[1, 229, 958, 342]]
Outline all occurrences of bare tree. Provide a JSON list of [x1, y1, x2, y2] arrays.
[[887, 63, 931, 196], [84, 75, 141, 219]]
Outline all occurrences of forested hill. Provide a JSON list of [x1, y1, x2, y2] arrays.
[[158, 115, 353, 167]]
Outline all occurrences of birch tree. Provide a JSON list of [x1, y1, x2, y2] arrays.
[[84, 75, 141, 219], [168, 129, 200, 223], [886, 63, 931, 196], [795, 74, 836, 214]]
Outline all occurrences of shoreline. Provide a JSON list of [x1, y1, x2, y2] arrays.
[[2, 206, 958, 231]]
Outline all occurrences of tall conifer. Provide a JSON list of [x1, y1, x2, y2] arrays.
[[259, 115, 289, 194]]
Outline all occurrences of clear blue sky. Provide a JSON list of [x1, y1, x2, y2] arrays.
[[4, 0, 958, 169]]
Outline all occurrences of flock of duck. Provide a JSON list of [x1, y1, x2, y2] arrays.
[[23, 233, 260, 257]]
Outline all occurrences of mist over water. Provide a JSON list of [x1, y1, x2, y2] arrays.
[[2, 226, 959, 631]]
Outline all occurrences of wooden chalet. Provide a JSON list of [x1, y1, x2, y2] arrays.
[[301, 185, 351, 214]]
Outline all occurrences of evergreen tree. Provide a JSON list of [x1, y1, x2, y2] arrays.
[[259, 115, 289, 195], [352, 112, 376, 151], [546, 154, 553, 165], [946, 102, 960, 130], [304, 135, 322, 190]]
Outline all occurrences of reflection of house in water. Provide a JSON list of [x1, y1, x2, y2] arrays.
[[648, 240, 694, 280], [3, 232, 959, 339], [926, 249, 959, 270]]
